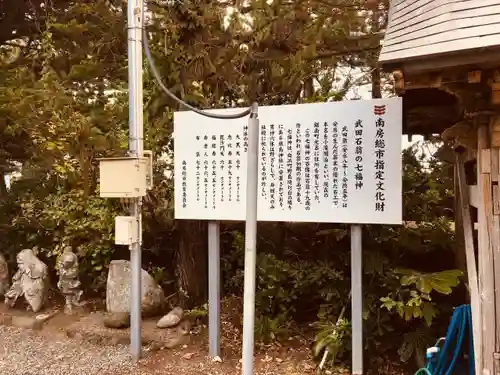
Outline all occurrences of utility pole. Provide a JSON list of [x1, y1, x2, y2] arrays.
[[127, 0, 144, 363]]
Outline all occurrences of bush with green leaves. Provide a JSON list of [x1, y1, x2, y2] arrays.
[[220, 143, 463, 372]]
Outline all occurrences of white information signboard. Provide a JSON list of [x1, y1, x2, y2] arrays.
[[174, 98, 402, 224]]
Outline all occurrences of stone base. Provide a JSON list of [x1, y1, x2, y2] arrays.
[[65, 312, 190, 350]]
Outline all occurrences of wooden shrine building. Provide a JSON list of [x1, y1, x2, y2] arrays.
[[379, 1, 500, 374]]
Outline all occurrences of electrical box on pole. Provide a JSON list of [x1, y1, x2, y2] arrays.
[[98, 152, 153, 198], [114, 216, 139, 245]]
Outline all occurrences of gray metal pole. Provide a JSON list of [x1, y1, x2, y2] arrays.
[[241, 103, 259, 375], [208, 220, 221, 357], [351, 225, 363, 375], [127, 0, 144, 363]]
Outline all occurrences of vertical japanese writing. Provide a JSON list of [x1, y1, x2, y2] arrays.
[[201, 135, 208, 208], [304, 128, 311, 211], [286, 129, 293, 210], [228, 160, 233, 201], [332, 122, 339, 207], [322, 122, 329, 199], [182, 160, 187, 208], [195, 151, 201, 202], [269, 124, 276, 209], [354, 120, 364, 190], [278, 124, 285, 209], [211, 135, 217, 209], [313, 122, 321, 203], [260, 124, 267, 198], [236, 175, 241, 202], [212, 159, 217, 209], [202, 135, 208, 157], [235, 134, 241, 157], [375, 117, 386, 212], [236, 133, 241, 202], [243, 125, 249, 152], [220, 134, 225, 202], [227, 135, 233, 202], [211, 135, 217, 157], [295, 124, 302, 204], [341, 126, 348, 208], [204, 160, 209, 209], [195, 135, 201, 202]]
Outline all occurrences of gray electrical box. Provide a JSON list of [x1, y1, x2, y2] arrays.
[[114, 216, 138, 245], [98, 153, 153, 198]]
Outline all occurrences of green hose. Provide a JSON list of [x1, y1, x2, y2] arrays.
[[414, 369, 432, 375]]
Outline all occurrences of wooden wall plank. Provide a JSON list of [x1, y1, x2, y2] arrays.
[[492, 213, 500, 357], [382, 24, 500, 53], [494, 186, 500, 215], [456, 152, 482, 375], [379, 0, 500, 63], [490, 131, 500, 181], [477, 125, 496, 375], [385, 14, 500, 46], [379, 34, 500, 63], [388, 0, 500, 37], [491, 148, 500, 182], [482, 149, 492, 173], [387, 7, 500, 42]]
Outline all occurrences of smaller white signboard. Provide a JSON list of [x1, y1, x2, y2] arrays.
[[174, 98, 402, 224]]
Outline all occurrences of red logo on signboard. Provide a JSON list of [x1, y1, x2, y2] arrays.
[[373, 105, 386, 116]]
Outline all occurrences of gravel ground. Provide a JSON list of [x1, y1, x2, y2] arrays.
[[0, 326, 134, 375]]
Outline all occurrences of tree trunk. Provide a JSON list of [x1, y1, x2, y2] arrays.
[[175, 220, 208, 309]]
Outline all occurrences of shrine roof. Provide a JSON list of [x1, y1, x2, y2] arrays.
[[379, 0, 500, 71]]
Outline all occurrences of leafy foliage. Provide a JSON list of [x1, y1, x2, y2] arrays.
[[380, 268, 463, 326], [221, 144, 462, 370], [312, 318, 350, 365]]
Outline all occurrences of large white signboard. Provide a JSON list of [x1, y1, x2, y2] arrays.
[[174, 98, 402, 224]]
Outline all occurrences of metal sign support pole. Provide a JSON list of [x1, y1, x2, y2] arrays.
[[208, 220, 221, 357], [242, 103, 259, 375], [127, 0, 144, 363], [351, 224, 363, 375]]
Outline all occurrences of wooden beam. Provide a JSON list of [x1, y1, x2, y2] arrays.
[[456, 151, 482, 375], [477, 125, 497, 375], [482, 149, 492, 173], [391, 50, 500, 75], [492, 83, 500, 105], [491, 130, 500, 360], [493, 185, 500, 215], [454, 164, 467, 274], [491, 149, 499, 182], [490, 116, 500, 148], [492, 212, 500, 358], [469, 70, 482, 83]]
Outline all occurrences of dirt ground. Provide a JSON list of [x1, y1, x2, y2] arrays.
[[0, 297, 349, 375]]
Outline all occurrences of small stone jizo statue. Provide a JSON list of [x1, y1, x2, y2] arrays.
[[57, 247, 83, 314], [4, 248, 49, 312]]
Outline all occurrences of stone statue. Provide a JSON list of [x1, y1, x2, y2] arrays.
[[0, 253, 9, 297], [4, 249, 49, 312], [57, 247, 83, 314]]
